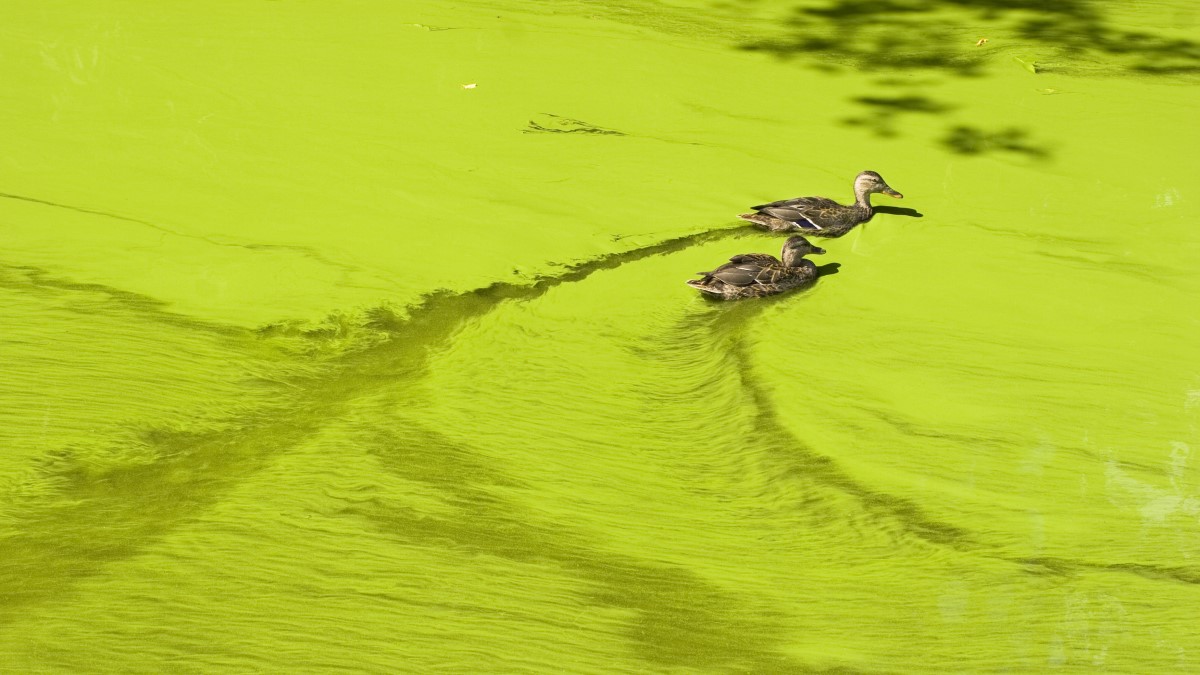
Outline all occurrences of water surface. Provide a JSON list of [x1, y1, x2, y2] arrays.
[[2, 0, 1199, 671]]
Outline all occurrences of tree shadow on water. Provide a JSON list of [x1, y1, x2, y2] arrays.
[[942, 125, 1050, 159], [739, 0, 1200, 76], [733, 0, 1200, 158], [842, 94, 955, 138]]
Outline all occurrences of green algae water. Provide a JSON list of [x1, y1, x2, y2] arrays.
[[2, 0, 1199, 671]]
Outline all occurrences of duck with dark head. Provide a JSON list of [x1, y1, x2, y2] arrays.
[[687, 235, 826, 300], [739, 170, 903, 237]]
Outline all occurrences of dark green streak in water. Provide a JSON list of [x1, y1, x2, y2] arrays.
[[0, 226, 750, 622], [353, 422, 812, 672]]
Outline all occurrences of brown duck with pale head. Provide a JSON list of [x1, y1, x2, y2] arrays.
[[739, 170, 903, 237], [686, 235, 826, 300]]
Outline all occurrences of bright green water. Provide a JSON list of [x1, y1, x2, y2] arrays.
[[2, 1, 1199, 671]]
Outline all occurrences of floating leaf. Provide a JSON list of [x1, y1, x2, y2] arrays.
[[1013, 57, 1039, 74]]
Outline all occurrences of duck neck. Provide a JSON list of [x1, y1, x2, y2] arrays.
[[854, 187, 874, 211], [781, 249, 804, 268]]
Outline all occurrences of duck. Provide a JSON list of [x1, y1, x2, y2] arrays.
[[738, 171, 903, 237], [687, 235, 826, 300]]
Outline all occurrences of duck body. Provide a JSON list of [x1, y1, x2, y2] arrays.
[[687, 236, 825, 300], [738, 170, 903, 238], [740, 197, 872, 237]]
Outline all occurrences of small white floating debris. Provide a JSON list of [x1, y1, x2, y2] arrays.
[[1154, 189, 1180, 208], [462, 83, 477, 89], [976, 38, 989, 46]]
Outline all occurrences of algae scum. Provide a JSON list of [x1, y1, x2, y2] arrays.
[[2, 0, 1199, 671]]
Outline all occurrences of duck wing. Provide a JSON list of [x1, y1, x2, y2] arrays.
[[750, 196, 841, 230], [706, 258, 782, 287], [752, 196, 840, 212], [728, 253, 780, 265]]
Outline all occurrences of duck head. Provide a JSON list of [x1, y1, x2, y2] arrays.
[[855, 171, 903, 199], [782, 235, 826, 266]]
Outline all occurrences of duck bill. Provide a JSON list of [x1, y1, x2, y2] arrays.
[[883, 187, 904, 199], [812, 247, 826, 255]]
